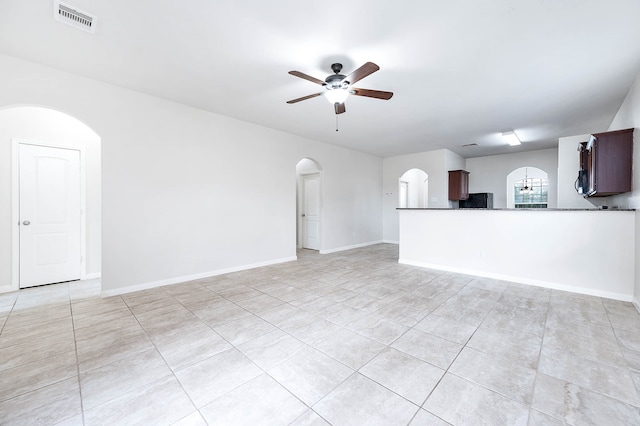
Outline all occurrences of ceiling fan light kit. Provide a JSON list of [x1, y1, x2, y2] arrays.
[[287, 62, 393, 117], [324, 87, 350, 104], [323, 63, 350, 104]]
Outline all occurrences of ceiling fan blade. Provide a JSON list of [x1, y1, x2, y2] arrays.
[[287, 93, 323, 104], [288, 71, 325, 85], [334, 102, 346, 114], [351, 88, 394, 100], [345, 62, 379, 84]]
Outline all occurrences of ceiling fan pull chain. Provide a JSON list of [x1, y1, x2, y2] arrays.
[[336, 114, 339, 132]]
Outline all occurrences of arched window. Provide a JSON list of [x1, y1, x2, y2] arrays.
[[514, 176, 548, 208], [507, 167, 548, 209]]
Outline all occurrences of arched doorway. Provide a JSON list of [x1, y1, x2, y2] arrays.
[[506, 167, 548, 208], [296, 158, 323, 250], [0, 106, 101, 292], [398, 169, 429, 208]]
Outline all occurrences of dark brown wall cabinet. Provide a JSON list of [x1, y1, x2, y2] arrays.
[[582, 128, 634, 197], [449, 170, 470, 201]]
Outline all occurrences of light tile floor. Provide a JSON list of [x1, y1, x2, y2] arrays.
[[1, 244, 640, 425]]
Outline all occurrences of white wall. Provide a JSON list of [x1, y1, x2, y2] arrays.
[[382, 149, 451, 243], [445, 151, 467, 181], [399, 209, 635, 301], [606, 71, 640, 309], [466, 148, 558, 208], [609, 73, 640, 210], [445, 150, 467, 208], [0, 107, 101, 291], [0, 53, 382, 295]]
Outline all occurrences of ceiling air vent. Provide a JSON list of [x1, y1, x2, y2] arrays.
[[462, 143, 478, 148], [54, 1, 95, 33]]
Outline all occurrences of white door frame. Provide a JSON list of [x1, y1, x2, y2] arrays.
[[399, 180, 409, 208], [11, 138, 87, 291], [298, 171, 324, 251]]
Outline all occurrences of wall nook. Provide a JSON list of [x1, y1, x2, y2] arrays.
[[399, 169, 429, 208], [296, 158, 323, 250]]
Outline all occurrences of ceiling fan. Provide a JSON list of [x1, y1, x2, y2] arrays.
[[287, 62, 393, 115]]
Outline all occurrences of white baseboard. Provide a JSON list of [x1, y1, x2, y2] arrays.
[[83, 272, 101, 280], [399, 258, 634, 302], [101, 256, 297, 297], [633, 297, 640, 313], [0, 285, 14, 294], [382, 240, 399, 245], [320, 240, 383, 255]]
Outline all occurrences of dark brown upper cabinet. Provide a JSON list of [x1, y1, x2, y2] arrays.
[[449, 170, 470, 201], [583, 128, 634, 197]]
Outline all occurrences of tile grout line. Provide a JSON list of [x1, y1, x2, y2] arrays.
[[180, 268, 435, 421], [68, 289, 88, 426], [417, 281, 504, 415], [169, 278, 333, 422], [155, 280, 336, 421], [528, 286, 553, 422], [123, 286, 205, 423], [0, 296, 18, 336]]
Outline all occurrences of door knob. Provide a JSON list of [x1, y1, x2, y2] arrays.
[[301, 214, 306, 217], [22, 220, 30, 226]]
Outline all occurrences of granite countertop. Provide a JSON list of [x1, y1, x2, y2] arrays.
[[396, 208, 635, 211]]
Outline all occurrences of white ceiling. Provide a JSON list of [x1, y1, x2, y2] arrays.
[[1, 0, 640, 158]]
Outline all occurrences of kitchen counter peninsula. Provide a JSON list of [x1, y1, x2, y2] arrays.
[[397, 208, 636, 301]]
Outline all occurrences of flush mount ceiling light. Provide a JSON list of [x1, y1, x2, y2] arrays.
[[502, 131, 521, 146]]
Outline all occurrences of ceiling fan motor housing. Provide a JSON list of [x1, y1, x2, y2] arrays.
[[325, 75, 348, 89], [325, 63, 349, 89]]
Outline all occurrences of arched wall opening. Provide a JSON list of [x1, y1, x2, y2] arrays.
[[506, 166, 548, 208], [296, 158, 323, 251], [0, 105, 102, 292], [399, 168, 429, 208]]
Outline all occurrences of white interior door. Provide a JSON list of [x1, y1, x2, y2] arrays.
[[19, 144, 81, 288], [302, 174, 320, 250]]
